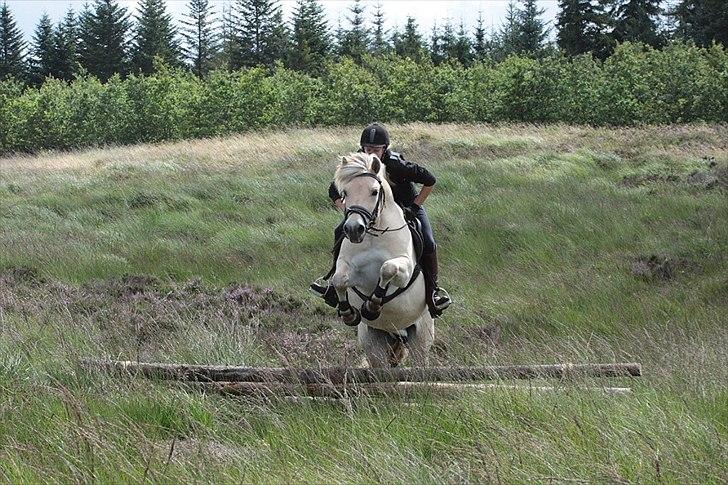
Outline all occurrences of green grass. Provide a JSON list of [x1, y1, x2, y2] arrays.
[[0, 124, 727, 482]]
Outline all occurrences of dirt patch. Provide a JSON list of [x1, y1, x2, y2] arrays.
[[630, 255, 694, 281], [620, 162, 728, 191], [618, 173, 679, 188]]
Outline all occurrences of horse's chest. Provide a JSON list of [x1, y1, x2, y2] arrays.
[[349, 250, 388, 287]]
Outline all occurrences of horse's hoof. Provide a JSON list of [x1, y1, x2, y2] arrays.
[[360, 301, 381, 321], [339, 306, 361, 327]]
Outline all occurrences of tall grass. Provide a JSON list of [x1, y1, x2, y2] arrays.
[[0, 124, 726, 482]]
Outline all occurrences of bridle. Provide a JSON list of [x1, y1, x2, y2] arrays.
[[343, 172, 406, 238]]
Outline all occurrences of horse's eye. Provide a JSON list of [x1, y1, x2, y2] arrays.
[[341, 190, 346, 197], [371, 189, 379, 196]]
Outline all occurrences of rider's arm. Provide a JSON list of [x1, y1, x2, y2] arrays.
[[413, 184, 433, 207], [392, 153, 436, 207]]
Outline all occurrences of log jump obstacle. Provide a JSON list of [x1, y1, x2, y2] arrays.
[[81, 359, 642, 398]]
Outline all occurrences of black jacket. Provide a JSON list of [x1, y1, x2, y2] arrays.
[[328, 150, 436, 207]]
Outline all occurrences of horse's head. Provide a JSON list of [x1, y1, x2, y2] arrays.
[[335, 152, 388, 243]]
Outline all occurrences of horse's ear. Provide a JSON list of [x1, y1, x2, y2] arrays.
[[370, 155, 381, 174]]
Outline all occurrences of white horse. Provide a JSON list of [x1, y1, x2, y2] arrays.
[[330, 152, 434, 367]]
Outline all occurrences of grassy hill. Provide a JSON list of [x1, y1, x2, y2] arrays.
[[0, 124, 726, 482]]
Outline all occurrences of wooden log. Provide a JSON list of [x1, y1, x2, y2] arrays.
[[81, 358, 641, 384], [184, 381, 633, 398]]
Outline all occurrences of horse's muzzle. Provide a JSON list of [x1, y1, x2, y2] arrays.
[[344, 219, 366, 243]]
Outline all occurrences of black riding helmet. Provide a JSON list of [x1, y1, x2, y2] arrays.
[[360, 123, 390, 147]]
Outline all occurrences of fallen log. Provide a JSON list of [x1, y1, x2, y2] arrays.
[[81, 358, 641, 384], [187, 381, 633, 398]]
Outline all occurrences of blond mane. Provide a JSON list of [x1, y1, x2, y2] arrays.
[[334, 152, 385, 193]]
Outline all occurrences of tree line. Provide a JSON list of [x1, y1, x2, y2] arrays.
[[2, 41, 727, 154], [0, 0, 727, 84]]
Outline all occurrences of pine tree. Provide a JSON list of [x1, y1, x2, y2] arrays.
[[439, 20, 457, 62], [131, 0, 182, 74], [556, 0, 613, 58], [394, 16, 424, 60], [52, 9, 78, 81], [473, 12, 489, 60], [370, 2, 388, 55], [454, 21, 472, 65], [180, 0, 219, 77], [232, 0, 289, 68], [429, 22, 443, 64], [671, 0, 728, 47], [612, 0, 662, 47], [493, 1, 522, 60], [289, 0, 329, 73], [216, 2, 237, 69], [30, 13, 55, 84], [0, 2, 26, 81], [518, 0, 549, 55], [78, 0, 131, 81], [339, 0, 369, 63]]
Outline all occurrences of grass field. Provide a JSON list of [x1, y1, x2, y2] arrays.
[[0, 124, 727, 482]]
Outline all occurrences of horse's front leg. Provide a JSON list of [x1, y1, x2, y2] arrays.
[[361, 256, 413, 321], [331, 260, 361, 327]]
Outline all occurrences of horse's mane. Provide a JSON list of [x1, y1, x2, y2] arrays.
[[334, 152, 385, 193]]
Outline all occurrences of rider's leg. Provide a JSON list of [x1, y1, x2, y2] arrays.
[[309, 220, 345, 307], [415, 206, 451, 318]]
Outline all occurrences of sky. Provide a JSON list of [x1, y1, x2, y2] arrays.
[[6, 1, 560, 41]]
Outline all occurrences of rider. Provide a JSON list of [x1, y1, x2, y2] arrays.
[[310, 122, 451, 318]]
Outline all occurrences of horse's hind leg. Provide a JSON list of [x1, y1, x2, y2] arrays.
[[358, 326, 407, 368], [405, 314, 435, 367]]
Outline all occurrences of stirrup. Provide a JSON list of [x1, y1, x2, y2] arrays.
[[433, 287, 451, 311]]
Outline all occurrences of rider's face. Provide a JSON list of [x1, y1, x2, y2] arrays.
[[362, 144, 386, 160]]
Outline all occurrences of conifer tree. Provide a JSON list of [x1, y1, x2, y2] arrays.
[[339, 0, 369, 63], [671, 0, 728, 47], [454, 21, 472, 65], [429, 22, 443, 64], [180, 0, 219, 77], [131, 0, 182, 74], [473, 12, 489, 60], [216, 2, 237, 69], [439, 20, 457, 62], [612, 0, 663, 47], [78, 0, 131, 81], [394, 16, 424, 60], [370, 2, 388, 55], [289, 0, 329, 73], [493, 1, 522, 60], [0, 2, 26, 81], [518, 0, 549, 55], [556, 0, 613, 58], [52, 9, 78, 81], [232, 0, 289, 68], [30, 13, 55, 84]]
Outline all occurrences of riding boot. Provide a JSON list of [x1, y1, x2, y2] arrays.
[[309, 223, 345, 308], [420, 251, 451, 318]]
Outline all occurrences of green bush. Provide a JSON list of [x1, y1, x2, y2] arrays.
[[1, 42, 727, 154]]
